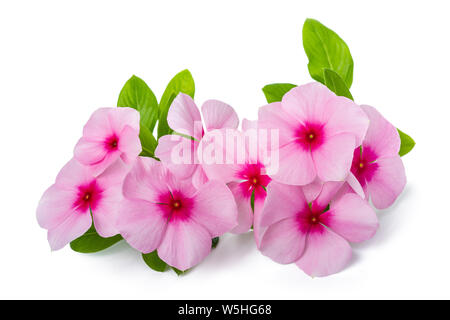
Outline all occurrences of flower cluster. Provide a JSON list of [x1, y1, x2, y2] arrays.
[[36, 18, 413, 277]]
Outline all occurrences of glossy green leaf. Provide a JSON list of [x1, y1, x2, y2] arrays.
[[323, 68, 354, 100], [70, 225, 122, 253], [398, 129, 415, 156], [303, 18, 354, 88], [139, 124, 158, 158], [262, 83, 297, 103], [117, 75, 159, 132], [142, 250, 169, 272], [157, 69, 195, 138]]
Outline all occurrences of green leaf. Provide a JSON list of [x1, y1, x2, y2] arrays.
[[211, 237, 219, 249], [117, 75, 159, 132], [157, 69, 195, 138], [303, 18, 354, 88], [70, 225, 122, 253], [323, 68, 354, 100], [139, 124, 158, 157], [142, 250, 169, 272], [398, 129, 415, 156], [262, 83, 297, 103], [172, 267, 189, 276]]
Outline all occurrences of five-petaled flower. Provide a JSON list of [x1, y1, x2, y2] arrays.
[[350, 105, 406, 209], [255, 180, 378, 277], [258, 83, 369, 185], [74, 107, 141, 175], [116, 157, 238, 271], [36, 159, 128, 250]]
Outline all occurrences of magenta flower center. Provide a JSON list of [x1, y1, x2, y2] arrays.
[[158, 191, 193, 222], [351, 147, 379, 186], [73, 180, 103, 213], [237, 163, 271, 200], [296, 123, 324, 151], [296, 203, 330, 234], [104, 134, 119, 151]]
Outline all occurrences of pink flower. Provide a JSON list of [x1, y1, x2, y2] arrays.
[[155, 93, 239, 188], [36, 159, 129, 250], [116, 157, 238, 271], [258, 82, 369, 185], [74, 107, 141, 175], [200, 120, 272, 234], [255, 181, 378, 277], [350, 105, 406, 209]]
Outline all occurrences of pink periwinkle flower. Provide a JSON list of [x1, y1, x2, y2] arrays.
[[350, 105, 406, 209], [255, 181, 378, 277], [258, 82, 369, 185], [116, 157, 238, 271], [200, 120, 273, 234], [155, 93, 239, 188], [37, 159, 129, 250], [74, 107, 141, 175]]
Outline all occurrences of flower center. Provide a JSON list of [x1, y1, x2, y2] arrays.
[[296, 123, 324, 151], [73, 180, 102, 213], [158, 191, 194, 222], [171, 200, 182, 210], [310, 215, 320, 225], [104, 134, 119, 151], [359, 162, 364, 168]]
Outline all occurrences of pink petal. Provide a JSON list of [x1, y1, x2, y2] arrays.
[[257, 102, 298, 146], [74, 138, 108, 166], [242, 119, 258, 131], [81, 108, 114, 140], [122, 157, 170, 202], [191, 180, 238, 237], [108, 107, 140, 134], [167, 93, 203, 139], [303, 178, 323, 203], [252, 196, 266, 248], [118, 125, 141, 164], [155, 135, 197, 179], [157, 220, 211, 271], [346, 172, 365, 198], [321, 193, 378, 243], [311, 181, 345, 212], [91, 185, 122, 238], [199, 129, 243, 183], [367, 156, 406, 209], [191, 165, 209, 189], [47, 211, 92, 251], [37, 184, 77, 230], [295, 225, 352, 277], [96, 158, 130, 186], [257, 182, 308, 229], [55, 158, 93, 190], [281, 82, 335, 125], [116, 198, 168, 253], [270, 142, 316, 185], [312, 133, 356, 182], [228, 182, 253, 234], [361, 105, 401, 157], [259, 217, 307, 264], [325, 97, 369, 146], [201, 99, 239, 131]]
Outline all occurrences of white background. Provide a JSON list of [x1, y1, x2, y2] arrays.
[[1, 0, 448, 299]]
